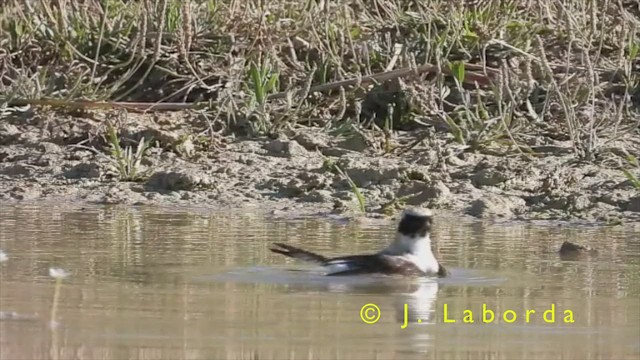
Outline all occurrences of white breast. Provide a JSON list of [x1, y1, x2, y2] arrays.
[[382, 234, 440, 275], [402, 251, 439, 274]]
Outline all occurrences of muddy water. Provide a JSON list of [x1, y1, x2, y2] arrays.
[[0, 205, 638, 360]]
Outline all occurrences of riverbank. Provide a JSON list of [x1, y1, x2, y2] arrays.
[[1, 1, 639, 222], [1, 110, 638, 223]]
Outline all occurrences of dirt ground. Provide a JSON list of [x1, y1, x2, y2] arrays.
[[1, 109, 639, 223]]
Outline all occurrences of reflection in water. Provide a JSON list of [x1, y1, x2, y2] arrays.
[[393, 280, 439, 355], [218, 269, 441, 329], [396, 280, 439, 327], [0, 204, 638, 359]]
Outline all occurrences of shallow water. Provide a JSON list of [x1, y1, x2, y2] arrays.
[[0, 204, 638, 360]]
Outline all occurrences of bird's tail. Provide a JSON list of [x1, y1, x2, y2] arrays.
[[270, 243, 329, 264]]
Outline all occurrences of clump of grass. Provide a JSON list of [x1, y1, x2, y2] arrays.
[[622, 155, 640, 190], [322, 157, 337, 172], [0, 0, 637, 160], [245, 59, 280, 133], [333, 164, 366, 214], [105, 121, 151, 181]]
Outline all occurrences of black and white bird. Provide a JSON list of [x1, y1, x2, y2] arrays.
[[270, 207, 447, 277]]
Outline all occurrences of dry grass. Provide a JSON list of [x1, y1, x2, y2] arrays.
[[0, 0, 638, 159]]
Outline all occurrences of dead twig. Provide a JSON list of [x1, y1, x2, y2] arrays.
[[4, 63, 499, 113]]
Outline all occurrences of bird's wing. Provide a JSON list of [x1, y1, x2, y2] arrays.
[[325, 254, 426, 276]]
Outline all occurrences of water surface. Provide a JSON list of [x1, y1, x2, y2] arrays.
[[0, 204, 638, 359]]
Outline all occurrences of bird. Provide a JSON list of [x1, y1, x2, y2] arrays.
[[270, 207, 447, 277]]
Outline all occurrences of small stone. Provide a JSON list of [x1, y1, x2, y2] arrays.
[[446, 155, 468, 167], [627, 196, 640, 212], [181, 191, 195, 200], [296, 172, 329, 190], [146, 170, 208, 191], [404, 168, 430, 182], [33, 155, 55, 167], [0, 149, 9, 162], [0, 164, 33, 177], [64, 163, 101, 179], [424, 180, 450, 199], [569, 194, 591, 211], [321, 148, 352, 157], [471, 168, 509, 187], [332, 199, 350, 213], [38, 142, 62, 154], [414, 150, 439, 166], [145, 192, 161, 200], [336, 132, 369, 152], [294, 131, 330, 151], [284, 179, 306, 197], [598, 190, 628, 207], [466, 194, 526, 218], [559, 241, 598, 260], [301, 189, 333, 203], [264, 139, 308, 158], [559, 241, 595, 253], [402, 180, 451, 205], [335, 191, 355, 201], [9, 185, 42, 200]]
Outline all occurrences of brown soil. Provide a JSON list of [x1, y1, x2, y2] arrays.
[[1, 110, 639, 223]]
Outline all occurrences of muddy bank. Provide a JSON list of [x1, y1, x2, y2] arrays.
[[1, 110, 639, 223]]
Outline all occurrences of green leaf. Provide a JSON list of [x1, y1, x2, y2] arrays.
[[334, 165, 366, 213], [249, 62, 264, 105], [622, 169, 640, 189], [628, 42, 639, 61], [444, 114, 465, 145], [450, 61, 465, 84]]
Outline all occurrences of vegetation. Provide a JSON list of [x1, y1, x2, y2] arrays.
[[623, 155, 640, 190], [0, 0, 638, 166], [333, 164, 367, 213], [104, 120, 152, 181]]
